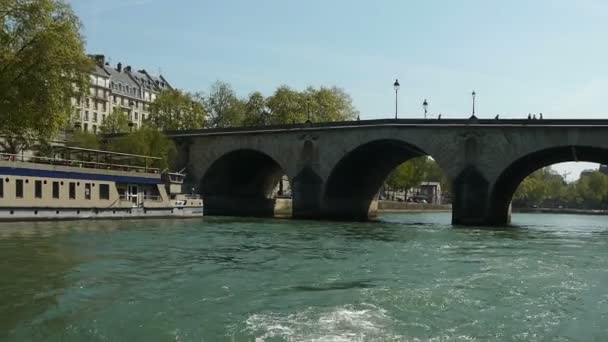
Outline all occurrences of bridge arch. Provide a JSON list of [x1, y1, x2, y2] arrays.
[[201, 149, 291, 217], [487, 145, 608, 225], [322, 139, 434, 220]]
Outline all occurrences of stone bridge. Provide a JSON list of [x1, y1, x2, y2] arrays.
[[167, 118, 608, 226]]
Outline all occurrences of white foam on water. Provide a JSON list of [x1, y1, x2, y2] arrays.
[[245, 303, 404, 341]]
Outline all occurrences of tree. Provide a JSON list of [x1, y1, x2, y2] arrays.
[[65, 130, 101, 150], [205, 81, 244, 128], [106, 126, 176, 169], [266, 85, 307, 124], [385, 157, 429, 193], [148, 89, 206, 130], [242, 91, 269, 126], [100, 108, 130, 134], [265, 85, 359, 125], [305, 86, 358, 122], [0, 0, 92, 153]]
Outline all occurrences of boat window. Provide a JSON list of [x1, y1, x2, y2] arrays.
[[0, 179, 3, 198], [85, 183, 91, 200], [16, 179, 23, 198], [69, 182, 76, 199], [34, 180, 42, 198], [99, 184, 110, 200], [52, 182, 60, 199]]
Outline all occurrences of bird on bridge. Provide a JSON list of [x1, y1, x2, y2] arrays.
[[437, 114, 442, 120]]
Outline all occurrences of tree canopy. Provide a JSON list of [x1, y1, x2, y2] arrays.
[[0, 0, 92, 153], [513, 167, 608, 209], [205, 81, 244, 128], [100, 108, 130, 134], [106, 126, 176, 169], [147, 89, 206, 130], [384, 157, 450, 196]]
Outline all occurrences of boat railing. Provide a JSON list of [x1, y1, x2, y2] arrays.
[[183, 194, 201, 199], [143, 195, 162, 201], [0, 152, 160, 174]]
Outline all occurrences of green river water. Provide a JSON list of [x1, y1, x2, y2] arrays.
[[0, 213, 607, 341]]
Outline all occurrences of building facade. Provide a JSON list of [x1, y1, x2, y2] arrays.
[[72, 54, 172, 133]]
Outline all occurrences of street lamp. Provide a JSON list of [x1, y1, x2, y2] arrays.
[[306, 98, 311, 124], [393, 79, 400, 119], [471, 90, 477, 119], [422, 99, 428, 119]]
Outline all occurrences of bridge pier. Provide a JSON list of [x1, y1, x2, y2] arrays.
[[450, 165, 510, 226], [291, 166, 324, 219]]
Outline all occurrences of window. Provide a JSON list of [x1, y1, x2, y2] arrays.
[[16, 179, 23, 198], [52, 181, 60, 199], [34, 180, 42, 198], [99, 184, 110, 200], [102, 102, 107, 112], [85, 183, 91, 200], [93, 112, 98, 122], [86, 98, 90, 108], [69, 182, 76, 199], [134, 112, 138, 120], [84, 111, 89, 121], [0, 179, 3, 198], [83, 123, 88, 131], [102, 114, 106, 122], [92, 125, 97, 133]]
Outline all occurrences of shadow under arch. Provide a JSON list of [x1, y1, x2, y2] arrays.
[[322, 139, 429, 220], [201, 149, 290, 217], [488, 145, 608, 225]]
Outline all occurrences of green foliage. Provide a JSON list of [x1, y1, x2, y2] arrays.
[[106, 127, 176, 169], [265, 85, 358, 125], [100, 108, 130, 134], [265, 85, 306, 124], [242, 91, 269, 126], [205, 81, 245, 128], [0, 0, 92, 153], [304, 86, 358, 122], [148, 89, 206, 130], [143, 80, 359, 129], [386, 157, 428, 192], [65, 130, 101, 150], [513, 167, 608, 209], [385, 157, 449, 194]]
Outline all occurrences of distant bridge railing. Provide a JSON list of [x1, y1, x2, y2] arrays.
[[164, 118, 608, 137]]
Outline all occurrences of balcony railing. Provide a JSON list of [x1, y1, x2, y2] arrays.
[[0, 153, 160, 174]]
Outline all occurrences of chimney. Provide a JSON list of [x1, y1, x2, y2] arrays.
[[125, 65, 132, 72], [117, 62, 122, 72]]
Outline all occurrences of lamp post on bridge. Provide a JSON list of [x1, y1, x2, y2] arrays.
[[471, 91, 477, 119], [393, 79, 400, 120], [423, 99, 428, 119]]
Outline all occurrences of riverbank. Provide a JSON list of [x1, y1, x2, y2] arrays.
[[377, 200, 451, 212], [514, 207, 608, 215]]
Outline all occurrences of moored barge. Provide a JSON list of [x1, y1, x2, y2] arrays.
[[0, 146, 203, 221]]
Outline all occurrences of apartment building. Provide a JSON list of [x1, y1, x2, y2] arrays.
[[72, 54, 172, 133]]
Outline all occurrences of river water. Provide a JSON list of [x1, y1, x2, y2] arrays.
[[0, 213, 607, 341]]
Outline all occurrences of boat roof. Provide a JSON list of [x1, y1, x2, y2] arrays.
[[51, 145, 162, 162]]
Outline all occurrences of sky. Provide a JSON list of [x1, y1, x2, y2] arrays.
[[69, 0, 608, 181]]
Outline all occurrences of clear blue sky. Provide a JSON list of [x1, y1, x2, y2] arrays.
[[70, 0, 608, 180]]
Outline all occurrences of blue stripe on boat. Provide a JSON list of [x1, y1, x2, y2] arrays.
[[0, 167, 162, 184]]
